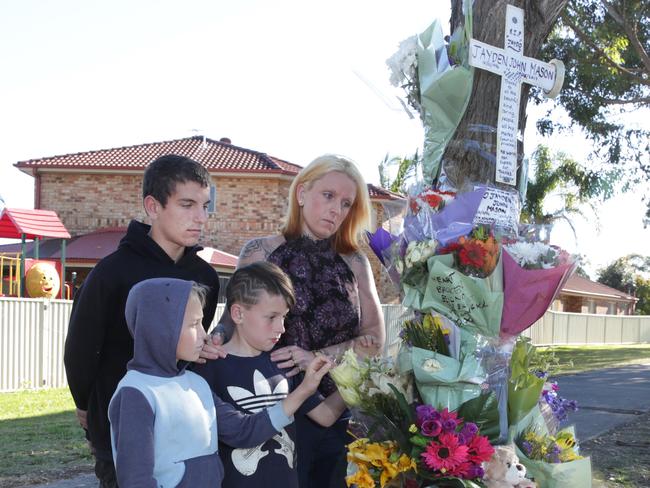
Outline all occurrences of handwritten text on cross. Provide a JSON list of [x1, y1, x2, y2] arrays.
[[469, 4, 564, 186]]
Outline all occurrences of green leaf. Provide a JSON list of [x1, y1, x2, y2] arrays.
[[388, 383, 415, 425], [456, 392, 501, 442]]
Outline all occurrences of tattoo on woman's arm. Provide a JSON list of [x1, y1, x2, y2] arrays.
[[239, 239, 270, 261]]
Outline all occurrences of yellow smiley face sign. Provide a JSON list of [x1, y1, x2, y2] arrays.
[[25, 262, 61, 299]]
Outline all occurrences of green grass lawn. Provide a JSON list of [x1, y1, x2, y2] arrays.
[[0, 388, 92, 486], [539, 344, 650, 375]]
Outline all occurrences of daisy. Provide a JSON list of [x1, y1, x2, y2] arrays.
[[421, 432, 469, 473]]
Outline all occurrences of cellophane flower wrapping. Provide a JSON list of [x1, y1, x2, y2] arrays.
[[514, 426, 592, 488], [397, 314, 487, 413], [500, 236, 577, 337]]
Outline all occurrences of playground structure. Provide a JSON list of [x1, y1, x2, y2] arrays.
[[0, 208, 71, 299], [0, 253, 21, 296]]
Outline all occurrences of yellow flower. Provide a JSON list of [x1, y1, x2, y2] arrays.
[[380, 462, 399, 487], [408, 424, 417, 434], [396, 453, 417, 472], [346, 465, 375, 488]]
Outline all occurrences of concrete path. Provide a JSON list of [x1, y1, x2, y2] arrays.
[[552, 362, 650, 440], [23, 363, 650, 488]]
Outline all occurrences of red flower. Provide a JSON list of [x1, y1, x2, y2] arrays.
[[421, 432, 469, 473], [438, 242, 462, 255], [466, 434, 494, 464], [458, 241, 487, 269], [423, 193, 443, 209]]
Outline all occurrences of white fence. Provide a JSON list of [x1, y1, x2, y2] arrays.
[[1, 298, 649, 391], [0, 297, 72, 391], [521, 310, 650, 345]]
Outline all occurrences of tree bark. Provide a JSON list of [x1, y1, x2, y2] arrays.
[[442, 0, 568, 190]]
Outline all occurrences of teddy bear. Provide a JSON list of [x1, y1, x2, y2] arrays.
[[483, 445, 537, 488]]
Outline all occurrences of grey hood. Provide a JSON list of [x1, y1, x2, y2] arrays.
[[125, 277, 193, 377]]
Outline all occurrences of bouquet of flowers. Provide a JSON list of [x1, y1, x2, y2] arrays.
[[346, 438, 417, 488], [386, 1, 474, 182], [409, 405, 494, 483], [500, 238, 576, 337], [409, 187, 456, 215], [397, 313, 488, 413], [514, 427, 592, 488], [438, 226, 500, 279], [329, 349, 414, 411]]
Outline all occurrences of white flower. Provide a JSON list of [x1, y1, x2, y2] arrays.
[[330, 349, 363, 388], [505, 241, 559, 269], [422, 358, 442, 373], [386, 36, 418, 87], [338, 386, 362, 406]]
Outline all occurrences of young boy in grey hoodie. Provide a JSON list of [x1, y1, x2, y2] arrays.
[[108, 277, 333, 487]]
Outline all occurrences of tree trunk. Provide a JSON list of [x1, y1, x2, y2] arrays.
[[442, 0, 568, 190]]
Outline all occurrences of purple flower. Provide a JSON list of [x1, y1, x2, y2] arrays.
[[421, 419, 442, 437], [521, 441, 533, 456], [547, 443, 561, 463], [461, 422, 478, 436], [542, 386, 579, 423], [442, 418, 458, 432], [416, 404, 440, 426], [465, 464, 484, 479]]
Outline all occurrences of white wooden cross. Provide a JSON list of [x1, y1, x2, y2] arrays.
[[469, 4, 564, 186]]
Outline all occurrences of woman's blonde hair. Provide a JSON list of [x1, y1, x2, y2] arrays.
[[281, 154, 371, 254]]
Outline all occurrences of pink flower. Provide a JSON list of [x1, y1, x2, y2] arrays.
[[421, 432, 469, 473], [466, 434, 494, 464]]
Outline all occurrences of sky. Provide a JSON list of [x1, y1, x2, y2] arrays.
[[1, 0, 648, 278]]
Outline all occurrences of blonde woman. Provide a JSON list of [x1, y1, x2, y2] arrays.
[[221, 154, 385, 487]]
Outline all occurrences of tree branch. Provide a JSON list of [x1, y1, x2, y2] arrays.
[[601, 0, 650, 74], [599, 95, 650, 105], [562, 9, 650, 85]]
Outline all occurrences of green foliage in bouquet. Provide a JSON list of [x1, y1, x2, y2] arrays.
[[401, 313, 450, 356], [508, 338, 545, 425], [457, 392, 501, 443]]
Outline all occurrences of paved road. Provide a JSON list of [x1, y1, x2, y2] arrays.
[[24, 363, 650, 488], [552, 362, 650, 441]]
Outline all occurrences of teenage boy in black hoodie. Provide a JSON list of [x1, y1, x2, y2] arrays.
[[64, 154, 221, 487]]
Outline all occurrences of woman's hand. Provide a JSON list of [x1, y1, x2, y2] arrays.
[[270, 345, 315, 378], [353, 334, 381, 358]]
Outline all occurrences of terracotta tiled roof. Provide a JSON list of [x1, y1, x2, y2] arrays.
[[15, 136, 303, 176], [197, 247, 237, 269], [561, 274, 637, 302], [0, 208, 71, 240], [367, 184, 405, 201]]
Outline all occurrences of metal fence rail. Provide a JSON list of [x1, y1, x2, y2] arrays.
[[1, 298, 649, 391]]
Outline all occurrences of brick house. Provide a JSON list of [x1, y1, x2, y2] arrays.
[[13, 135, 404, 303], [552, 274, 638, 315]]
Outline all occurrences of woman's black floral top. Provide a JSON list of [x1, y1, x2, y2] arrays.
[[269, 236, 361, 395]]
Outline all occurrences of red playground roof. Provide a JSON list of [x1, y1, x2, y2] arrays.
[[0, 208, 71, 240]]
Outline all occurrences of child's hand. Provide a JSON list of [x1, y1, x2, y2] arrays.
[[301, 356, 334, 393], [196, 334, 228, 363], [353, 334, 381, 358]]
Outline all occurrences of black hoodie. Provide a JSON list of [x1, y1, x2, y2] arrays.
[[64, 220, 220, 460]]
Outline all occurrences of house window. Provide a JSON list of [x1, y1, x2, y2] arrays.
[[208, 185, 217, 214]]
